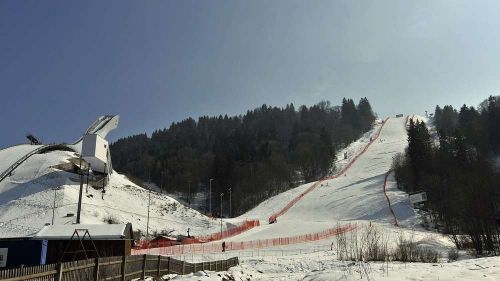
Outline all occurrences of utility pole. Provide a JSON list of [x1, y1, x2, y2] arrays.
[[51, 187, 59, 225], [160, 170, 165, 193], [146, 167, 151, 241], [188, 180, 191, 205], [228, 187, 232, 218], [146, 187, 151, 241], [85, 165, 89, 194], [76, 157, 84, 224], [209, 179, 213, 216], [220, 192, 224, 238]]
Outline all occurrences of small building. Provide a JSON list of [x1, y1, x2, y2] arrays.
[[0, 237, 45, 268], [82, 134, 111, 174], [32, 223, 134, 264], [148, 236, 180, 248]]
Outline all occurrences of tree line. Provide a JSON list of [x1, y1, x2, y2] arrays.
[[110, 98, 376, 216], [393, 96, 500, 255]]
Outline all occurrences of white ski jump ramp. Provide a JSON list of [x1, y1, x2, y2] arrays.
[[0, 115, 120, 183]]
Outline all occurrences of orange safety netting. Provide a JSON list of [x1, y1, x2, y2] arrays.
[[134, 220, 260, 250], [268, 118, 390, 223], [132, 223, 356, 255]]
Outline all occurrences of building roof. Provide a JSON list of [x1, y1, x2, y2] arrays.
[[33, 223, 133, 240], [151, 235, 177, 241]]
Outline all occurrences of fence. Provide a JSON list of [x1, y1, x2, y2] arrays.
[[383, 170, 399, 227], [0, 255, 239, 281], [134, 220, 261, 250], [133, 223, 356, 256], [268, 118, 390, 223], [197, 220, 260, 242]]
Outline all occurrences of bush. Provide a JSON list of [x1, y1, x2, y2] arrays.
[[448, 249, 459, 262], [103, 215, 120, 224], [393, 233, 439, 263], [334, 223, 390, 262], [334, 224, 439, 263]]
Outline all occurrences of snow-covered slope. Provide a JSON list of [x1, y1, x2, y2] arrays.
[[0, 149, 229, 238], [239, 119, 386, 222], [233, 117, 415, 241], [0, 144, 44, 174]]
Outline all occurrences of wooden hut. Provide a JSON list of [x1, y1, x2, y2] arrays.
[[32, 223, 134, 264]]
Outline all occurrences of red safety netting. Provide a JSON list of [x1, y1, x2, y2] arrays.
[[268, 118, 390, 223], [383, 170, 399, 227], [197, 220, 260, 242], [132, 223, 356, 256], [381, 115, 409, 227], [134, 220, 260, 250]]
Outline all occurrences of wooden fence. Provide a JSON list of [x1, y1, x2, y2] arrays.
[[0, 255, 239, 281]]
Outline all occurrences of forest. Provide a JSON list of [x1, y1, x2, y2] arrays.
[[393, 96, 500, 255], [110, 98, 376, 216]]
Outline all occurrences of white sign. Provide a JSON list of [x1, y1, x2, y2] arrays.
[[409, 192, 427, 204], [0, 248, 7, 268]]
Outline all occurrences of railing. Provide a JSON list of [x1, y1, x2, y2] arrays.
[[268, 118, 390, 223], [0, 255, 238, 281]]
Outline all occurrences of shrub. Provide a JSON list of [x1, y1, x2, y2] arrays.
[[103, 215, 120, 224], [448, 249, 459, 262]]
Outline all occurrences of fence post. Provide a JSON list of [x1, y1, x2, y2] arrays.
[[141, 254, 147, 280], [167, 257, 170, 274], [121, 255, 126, 281], [55, 262, 63, 281], [157, 255, 161, 279], [94, 257, 99, 281]]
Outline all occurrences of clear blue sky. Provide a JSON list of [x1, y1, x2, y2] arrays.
[[1, 0, 499, 148]]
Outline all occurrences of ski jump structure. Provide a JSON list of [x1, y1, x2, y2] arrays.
[[0, 115, 119, 184]]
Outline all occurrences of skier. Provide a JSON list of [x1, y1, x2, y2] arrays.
[[222, 241, 226, 252]]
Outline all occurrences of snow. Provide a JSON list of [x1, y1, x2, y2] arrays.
[[33, 223, 129, 240], [0, 144, 43, 174], [2, 115, 500, 280], [161, 116, 497, 280], [221, 117, 416, 242], [0, 150, 231, 238]]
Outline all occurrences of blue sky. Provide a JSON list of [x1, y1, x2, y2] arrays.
[[1, 0, 499, 147]]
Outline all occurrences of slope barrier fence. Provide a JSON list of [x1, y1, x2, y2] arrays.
[[134, 220, 260, 250], [381, 114, 411, 227], [383, 170, 399, 227], [132, 223, 356, 256], [268, 118, 390, 223]]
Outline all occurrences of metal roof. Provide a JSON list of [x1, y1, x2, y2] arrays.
[[32, 223, 133, 240]]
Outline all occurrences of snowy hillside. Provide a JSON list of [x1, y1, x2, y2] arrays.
[[161, 116, 483, 280], [0, 149, 230, 238]]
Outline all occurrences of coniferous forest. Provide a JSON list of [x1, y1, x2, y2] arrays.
[[110, 98, 376, 216], [393, 96, 500, 255]]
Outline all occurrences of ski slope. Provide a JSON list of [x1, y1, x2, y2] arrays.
[[166, 116, 485, 281], [227, 117, 415, 242]]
